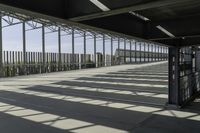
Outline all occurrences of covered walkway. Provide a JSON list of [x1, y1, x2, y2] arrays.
[[0, 61, 199, 133]]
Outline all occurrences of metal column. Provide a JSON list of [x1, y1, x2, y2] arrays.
[[42, 24, 46, 73], [135, 42, 137, 63], [118, 38, 120, 64], [124, 39, 126, 64], [22, 22, 27, 75], [94, 34, 96, 67], [147, 43, 150, 62], [72, 28, 75, 69], [103, 35, 105, 66], [144, 43, 146, 62], [84, 32, 86, 68], [130, 41, 132, 63], [58, 27, 61, 71], [111, 37, 113, 66], [139, 42, 142, 62], [0, 16, 3, 77]]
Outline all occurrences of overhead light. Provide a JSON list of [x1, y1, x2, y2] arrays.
[[89, 0, 110, 11], [156, 25, 175, 38], [129, 11, 150, 21]]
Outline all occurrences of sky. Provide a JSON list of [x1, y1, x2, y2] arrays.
[[2, 17, 165, 55]]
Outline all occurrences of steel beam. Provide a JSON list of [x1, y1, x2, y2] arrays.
[[0, 16, 3, 77], [72, 28, 75, 69], [69, 0, 190, 22], [58, 27, 61, 71], [94, 34, 97, 67], [103, 35, 106, 66], [84, 31, 86, 68], [130, 40, 132, 63], [124, 39, 126, 64], [42, 24, 46, 73], [111, 37, 113, 66], [118, 38, 120, 64], [22, 22, 27, 74]]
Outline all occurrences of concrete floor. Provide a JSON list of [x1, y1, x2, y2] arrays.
[[0, 61, 199, 133]]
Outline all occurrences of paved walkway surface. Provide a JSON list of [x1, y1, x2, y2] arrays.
[[0, 61, 199, 133]]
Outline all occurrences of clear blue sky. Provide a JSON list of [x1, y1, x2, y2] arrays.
[[2, 18, 163, 54]]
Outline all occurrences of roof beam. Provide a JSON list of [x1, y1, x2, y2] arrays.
[[69, 0, 191, 22]]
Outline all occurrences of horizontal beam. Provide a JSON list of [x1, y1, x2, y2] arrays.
[[69, 0, 191, 22], [0, 3, 167, 47]]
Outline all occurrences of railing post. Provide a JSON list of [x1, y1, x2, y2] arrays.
[[103, 35, 106, 66]]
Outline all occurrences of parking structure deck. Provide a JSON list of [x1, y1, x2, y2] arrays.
[[0, 61, 199, 133]]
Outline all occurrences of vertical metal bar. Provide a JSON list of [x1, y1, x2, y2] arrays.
[[118, 38, 120, 64], [144, 43, 146, 62], [130, 40, 132, 63], [84, 31, 86, 68], [148, 43, 150, 62], [154, 45, 157, 61], [42, 24, 45, 73], [94, 34, 96, 67], [124, 39, 126, 64], [72, 28, 75, 69], [135, 42, 137, 63], [139, 42, 142, 62], [111, 37, 113, 66], [58, 27, 61, 71], [22, 22, 27, 75], [0, 16, 3, 77], [103, 35, 105, 66]]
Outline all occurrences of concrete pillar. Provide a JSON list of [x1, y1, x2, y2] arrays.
[[168, 47, 180, 106], [0, 16, 3, 77]]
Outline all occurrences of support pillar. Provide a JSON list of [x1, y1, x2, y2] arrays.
[[139, 42, 142, 62], [0, 16, 3, 77], [58, 27, 61, 71], [147, 43, 150, 62], [168, 46, 180, 106], [111, 37, 113, 66], [103, 35, 105, 66], [22, 22, 27, 75], [72, 28, 75, 69], [118, 38, 120, 64], [124, 39, 126, 64], [135, 42, 137, 63], [84, 32, 86, 68], [130, 40, 132, 63], [94, 34, 96, 67], [144, 43, 146, 62], [42, 24, 46, 73]]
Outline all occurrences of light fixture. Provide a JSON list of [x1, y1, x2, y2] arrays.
[[129, 11, 150, 21], [89, 0, 110, 11], [156, 25, 175, 38]]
